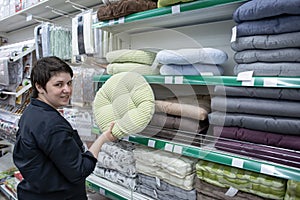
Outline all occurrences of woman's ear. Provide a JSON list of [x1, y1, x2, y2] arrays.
[[35, 83, 45, 94]]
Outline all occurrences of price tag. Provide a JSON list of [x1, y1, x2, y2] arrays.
[[165, 76, 173, 84], [165, 143, 173, 152], [225, 187, 239, 197], [237, 71, 253, 81], [108, 19, 114, 25], [232, 158, 244, 168], [118, 17, 125, 24], [173, 145, 183, 154], [148, 140, 155, 148], [260, 164, 276, 176], [263, 78, 277, 87], [155, 177, 161, 187], [174, 76, 183, 84], [172, 5, 180, 14], [99, 188, 106, 195], [231, 26, 237, 42]]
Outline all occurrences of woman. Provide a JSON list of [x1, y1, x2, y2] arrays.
[[13, 56, 115, 199]]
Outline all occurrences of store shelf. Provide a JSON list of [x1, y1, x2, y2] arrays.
[[86, 174, 154, 200], [93, 75, 300, 88], [0, 0, 101, 33], [122, 134, 300, 182], [92, 0, 247, 34]]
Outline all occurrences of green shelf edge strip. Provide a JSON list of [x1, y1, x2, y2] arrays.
[[86, 180, 127, 200], [93, 75, 300, 88], [92, 0, 245, 28], [126, 135, 300, 181]]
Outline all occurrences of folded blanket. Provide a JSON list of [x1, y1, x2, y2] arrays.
[[196, 160, 287, 200], [236, 15, 300, 37], [234, 48, 300, 64], [97, 0, 157, 21], [157, 0, 194, 8], [233, 0, 300, 23], [156, 48, 228, 65], [234, 62, 300, 76], [194, 177, 266, 200], [213, 126, 300, 151], [285, 180, 300, 200], [159, 63, 224, 75], [101, 141, 135, 165], [137, 173, 196, 200], [107, 63, 160, 75], [211, 96, 300, 118], [231, 31, 300, 51], [209, 111, 300, 135], [215, 138, 300, 168], [106, 49, 157, 65], [213, 85, 300, 101]]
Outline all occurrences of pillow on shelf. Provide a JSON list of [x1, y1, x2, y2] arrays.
[[106, 49, 157, 65], [93, 72, 155, 138]]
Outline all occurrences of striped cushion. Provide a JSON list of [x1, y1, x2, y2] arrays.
[[93, 72, 155, 138], [106, 49, 157, 65]]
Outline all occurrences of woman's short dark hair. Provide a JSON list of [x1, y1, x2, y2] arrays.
[[30, 56, 73, 98]]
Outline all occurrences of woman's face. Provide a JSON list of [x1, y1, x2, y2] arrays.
[[36, 72, 72, 109]]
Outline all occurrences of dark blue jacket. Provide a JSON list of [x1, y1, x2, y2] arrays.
[[13, 98, 97, 200]]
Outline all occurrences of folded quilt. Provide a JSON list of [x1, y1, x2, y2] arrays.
[[107, 63, 160, 75], [233, 0, 300, 23], [149, 112, 209, 132], [196, 160, 287, 200], [194, 177, 266, 200], [213, 126, 300, 151], [236, 15, 300, 37], [97, 0, 157, 21], [106, 49, 157, 65], [164, 95, 211, 111], [156, 48, 228, 65], [157, 0, 194, 8], [231, 31, 300, 51], [213, 85, 300, 101], [209, 111, 300, 135], [285, 180, 300, 200], [214, 138, 300, 168], [234, 48, 300, 64], [97, 151, 136, 177], [159, 63, 224, 75], [137, 173, 196, 200], [101, 140, 135, 165], [93, 167, 137, 190], [234, 62, 300, 76], [211, 96, 300, 118]]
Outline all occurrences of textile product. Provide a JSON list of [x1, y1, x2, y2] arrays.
[[213, 85, 300, 101], [231, 31, 300, 52], [196, 160, 287, 200], [159, 63, 224, 75], [234, 62, 300, 76], [149, 112, 209, 132], [34, 25, 43, 59], [77, 15, 85, 55], [101, 141, 135, 165], [208, 111, 300, 135], [156, 48, 228, 65], [0, 57, 9, 86], [97, 0, 157, 21], [93, 167, 137, 190], [157, 0, 194, 8], [41, 23, 51, 57], [214, 139, 300, 168], [236, 15, 300, 37], [155, 100, 209, 121], [194, 177, 266, 200], [93, 72, 155, 138], [106, 49, 157, 65], [163, 95, 211, 111], [137, 173, 196, 200], [285, 180, 300, 200], [234, 48, 300, 64], [97, 151, 136, 177], [140, 125, 207, 147], [233, 0, 300, 23], [213, 126, 300, 151], [107, 63, 160, 75], [211, 96, 300, 118], [82, 10, 94, 54]]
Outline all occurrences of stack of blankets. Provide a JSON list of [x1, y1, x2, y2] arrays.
[[195, 160, 287, 200], [93, 140, 137, 190], [231, 0, 300, 76], [133, 145, 198, 200], [139, 94, 210, 146], [105, 49, 160, 75], [209, 85, 300, 168], [156, 48, 227, 76]]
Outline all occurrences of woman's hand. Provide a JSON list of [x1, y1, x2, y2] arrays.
[[103, 122, 117, 142]]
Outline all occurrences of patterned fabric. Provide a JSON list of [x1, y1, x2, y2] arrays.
[[106, 49, 157, 65], [285, 180, 300, 200], [93, 72, 155, 138], [196, 160, 287, 200]]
